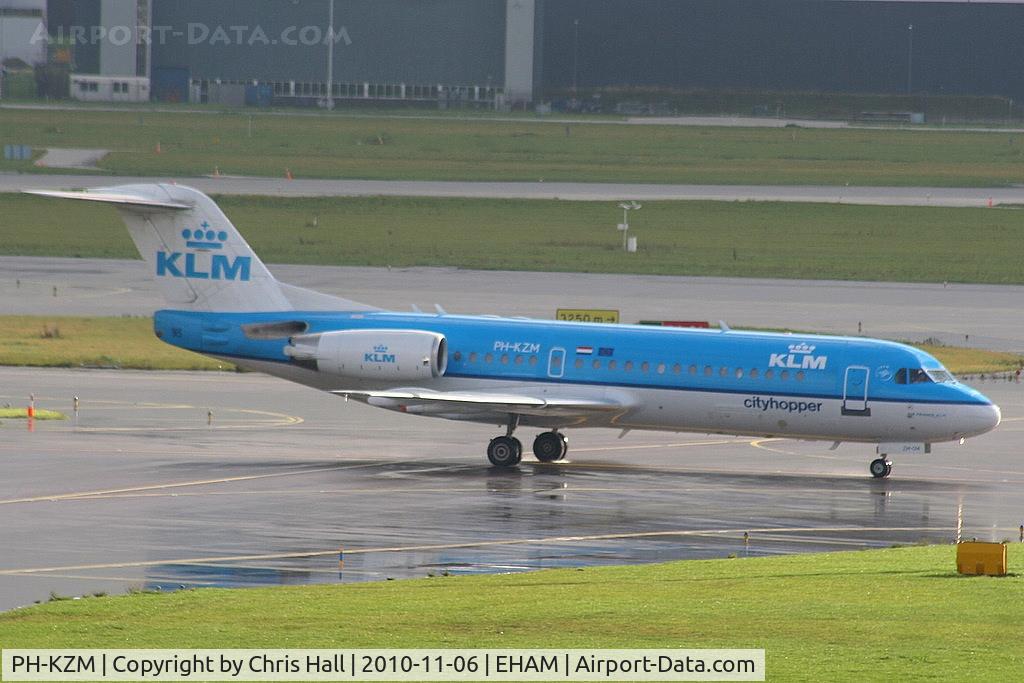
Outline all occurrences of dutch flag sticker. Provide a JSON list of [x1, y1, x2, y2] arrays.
[[576, 346, 594, 355]]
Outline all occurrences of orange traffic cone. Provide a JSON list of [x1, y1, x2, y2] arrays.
[[285, 168, 294, 181], [155, 141, 162, 155]]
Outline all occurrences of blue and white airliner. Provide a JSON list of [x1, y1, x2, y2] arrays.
[[31, 184, 1001, 478]]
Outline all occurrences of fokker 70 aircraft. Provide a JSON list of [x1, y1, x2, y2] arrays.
[[32, 184, 1001, 478]]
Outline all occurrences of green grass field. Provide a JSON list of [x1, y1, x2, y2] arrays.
[[0, 408, 66, 420], [4, 107, 1024, 185], [0, 546, 1020, 679], [3, 193, 1024, 284], [0, 316, 1017, 376], [0, 316, 230, 371]]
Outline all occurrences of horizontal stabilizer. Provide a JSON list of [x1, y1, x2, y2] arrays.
[[24, 188, 192, 211]]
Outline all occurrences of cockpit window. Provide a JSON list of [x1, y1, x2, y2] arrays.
[[927, 369, 956, 384], [894, 368, 934, 384]]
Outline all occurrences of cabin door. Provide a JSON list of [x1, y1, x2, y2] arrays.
[[842, 366, 871, 416]]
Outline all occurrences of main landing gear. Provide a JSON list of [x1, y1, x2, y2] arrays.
[[532, 431, 569, 463], [869, 457, 893, 479], [486, 417, 568, 467]]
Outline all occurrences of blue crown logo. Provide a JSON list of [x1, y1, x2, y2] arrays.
[[373, 344, 389, 353], [182, 222, 228, 250]]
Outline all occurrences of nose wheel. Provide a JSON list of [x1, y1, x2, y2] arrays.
[[869, 458, 892, 478], [533, 431, 569, 463]]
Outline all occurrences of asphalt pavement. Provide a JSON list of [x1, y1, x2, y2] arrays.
[[1, 366, 1020, 612], [3, 173, 1024, 207]]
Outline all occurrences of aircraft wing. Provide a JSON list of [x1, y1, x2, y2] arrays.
[[331, 388, 626, 418]]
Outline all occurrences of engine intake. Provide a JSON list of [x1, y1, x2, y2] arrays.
[[285, 329, 447, 380]]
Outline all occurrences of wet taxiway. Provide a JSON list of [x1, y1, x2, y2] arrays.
[[1, 367, 1022, 612]]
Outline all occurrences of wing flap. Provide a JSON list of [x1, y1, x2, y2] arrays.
[[332, 388, 623, 417]]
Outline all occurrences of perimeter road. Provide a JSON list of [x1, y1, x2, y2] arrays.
[[4, 174, 1024, 207]]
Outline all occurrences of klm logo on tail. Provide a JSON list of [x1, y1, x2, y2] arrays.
[[156, 225, 252, 281]]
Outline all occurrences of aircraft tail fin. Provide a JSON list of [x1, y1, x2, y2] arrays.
[[28, 184, 292, 312]]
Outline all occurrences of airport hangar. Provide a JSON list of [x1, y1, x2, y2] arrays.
[[36, 0, 1024, 107]]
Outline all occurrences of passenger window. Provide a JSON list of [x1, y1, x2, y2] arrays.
[[796, 371, 805, 382], [469, 352, 478, 363], [781, 370, 790, 381], [515, 355, 524, 365], [704, 366, 713, 376], [485, 353, 494, 363], [689, 365, 697, 375], [750, 368, 759, 379], [593, 359, 601, 370], [673, 363, 682, 374], [735, 368, 744, 379], [501, 354, 509, 365], [641, 361, 650, 373], [529, 356, 538, 366], [719, 367, 728, 377], [625, 361, 634, 372], [453, 351, 462, 362], [575, 358, 584, 369], [765, 369, 774, 379], [657, 363, 666, 375], [608, 360, 617, 371]]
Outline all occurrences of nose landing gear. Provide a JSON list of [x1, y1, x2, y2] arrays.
[[869, 457, 893, 479]]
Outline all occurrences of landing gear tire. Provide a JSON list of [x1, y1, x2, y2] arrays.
[[870, 458, 892, 479], [533, 431, 568, 463], [488, 436, 523, 467]]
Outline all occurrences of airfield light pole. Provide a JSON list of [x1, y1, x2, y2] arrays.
[[572, 19, 580, 93], [325, 0, 336, 110], [906, 23, 914, 95], [618, 201, 642, 252]]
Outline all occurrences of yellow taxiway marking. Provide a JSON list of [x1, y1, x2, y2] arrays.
[[0, 396, 304, 429], [0, 462, 387, 506], [2, 524, 996, 577], [749, 440, 835, 462], [573, 439, 747, 453]]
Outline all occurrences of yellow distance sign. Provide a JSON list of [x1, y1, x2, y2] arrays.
[[556, 309, 620, 324]]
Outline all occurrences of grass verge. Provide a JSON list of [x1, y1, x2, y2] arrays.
[[0, 316, 232, 371], [0, 546, 1021, 679], [916, 344, 1024, 376], [0, 408, 66, 420], [5, 194, 1024, 284], [5, 107, 1024, 185]]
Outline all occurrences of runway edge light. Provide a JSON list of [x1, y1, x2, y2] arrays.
[[956, 541, 1007, 576]]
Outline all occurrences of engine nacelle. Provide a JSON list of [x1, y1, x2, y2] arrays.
[[285, 329, 447, 380]]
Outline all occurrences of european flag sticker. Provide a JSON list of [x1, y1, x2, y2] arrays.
[[598, 347, 615, 357]]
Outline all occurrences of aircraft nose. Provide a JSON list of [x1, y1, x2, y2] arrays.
[[986, 403, 1002, 432], [967, 402, 1001, 436]]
